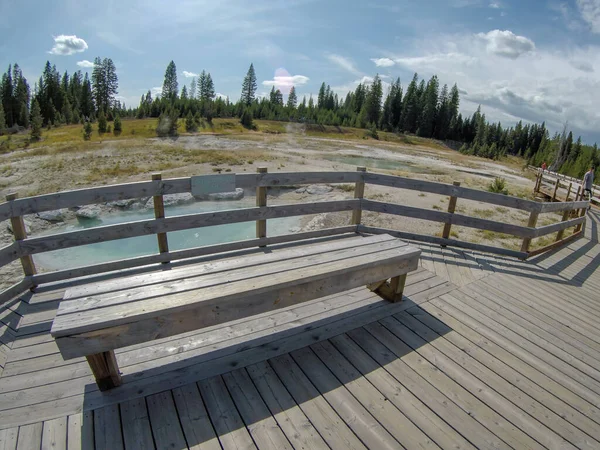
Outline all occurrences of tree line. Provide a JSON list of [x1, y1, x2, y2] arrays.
[[1, 58, 598, 178]]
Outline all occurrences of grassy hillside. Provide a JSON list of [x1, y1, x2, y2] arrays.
[[0, 118, 448, 153]]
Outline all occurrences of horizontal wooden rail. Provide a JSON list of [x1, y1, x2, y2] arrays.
[[17, 200, 360, 257], [0, 278, 35, 305], [539, 200, 589, 213], [358, 226, 528, 259], [0, 242, 19, 268], [31, 226, 357, 286], [365, 173, 543, 213], [527, 230, 584, 257], [534, 216, 586, 238], [0, 172, 361, 222], [362, 200, 534, 238]]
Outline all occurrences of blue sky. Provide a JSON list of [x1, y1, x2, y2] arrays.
[[2, 0, 600, 142]]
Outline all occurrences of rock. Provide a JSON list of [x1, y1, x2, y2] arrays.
[[76, 205, 103, 220], [145, 192, 196, 208], [7, 219, 31, 235], [195, 188, 244, 201], [107, 199, 137, 208], [36, 209, 65, 222], [306, 184, 333, 195]]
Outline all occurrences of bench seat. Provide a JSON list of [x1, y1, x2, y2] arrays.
[[50, 234, 420, 390]]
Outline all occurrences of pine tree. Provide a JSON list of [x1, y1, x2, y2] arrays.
[[417, 75, 439, 138], [91, 58, 118, 113], [205, 73, 215, 100], [198, 71, 207, 100], [83, 121, 92, 140], [241, 63, 257, 106], [401, 73, 419, 133], [30, 100, 43, 142], [185, 111, 198, 132], [98, 109, 107, 133], [318, 83, 326, 108], [364, 75, 383, 126], [113, 114, 122, 135], [161, 61, 178, 101], [1, 66, 13, 128], [287, 86, 297, 109], [390, 78, 403, 130], [0, 103, 5, 135], [240, 108, 254, 129], [190, 78, 197, 99], [181, 85, 188, 100], [80, 73, 95, 119]]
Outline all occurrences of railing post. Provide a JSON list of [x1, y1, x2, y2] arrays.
[[256, 167, 268, 245], [555, 208, 571, 241], [552, 178, 560, 201], [441, 181, 460, 245], [520, 210, 539, 253], [152, 173, 169, 262], [351, 166, 367, 227], [534, 169, 541, 193], [6, 193, 37, 288], [565, 182, 572, 201]]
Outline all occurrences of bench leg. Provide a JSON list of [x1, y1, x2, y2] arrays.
[[368, 274, 407, 303], [86, 351, 122, 391]]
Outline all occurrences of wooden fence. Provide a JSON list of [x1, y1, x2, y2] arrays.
[[0, 168, 588, 303]]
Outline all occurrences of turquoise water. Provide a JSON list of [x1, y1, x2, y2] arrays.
[[323, 155, 420, 172], [34, 199, 301, 270]]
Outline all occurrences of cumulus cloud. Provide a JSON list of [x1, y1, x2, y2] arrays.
[[371, 58, 395, 67], [489, 1, 502, 8], [327, 54, 362, 75], [378, 30, 600, 140], [477, 29, 535, 59], [76, 60, 95, 68], [216, 93, 228, 100], [151, 86, 162, 97], [182, 71, 198, 78], [262, 68, 309, 91], [48, 35, 88, 55], [577, 0, 600, 33]]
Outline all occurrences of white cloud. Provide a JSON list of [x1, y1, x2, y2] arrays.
[[326, 54, 362, 75], [489, 1, 502, 8], [216, 93, 228, 100], [182, 71, 198, 78], [151, 86, 162, 97], [262, 74, 310, 90], [76, 60, 95, 68], [477, 29, 535, 59], [577, 0, 600, 33], [48, 35, 88, 55], [371, 57, 395, 67], [381, 30, 600, 140]]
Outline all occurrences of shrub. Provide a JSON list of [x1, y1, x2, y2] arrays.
[[488, 177, 509, 195], [98, 110, 107, 133], [113, 115, 122, 135], [365, 122, 379, 140], [185, 111, 198, 132], [83, 121, 93, 141], [156, 108, 179, 137], [240, 109, 255, 129]]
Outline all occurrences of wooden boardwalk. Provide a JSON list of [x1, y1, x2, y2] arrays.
[[0, 210, 599, 449]]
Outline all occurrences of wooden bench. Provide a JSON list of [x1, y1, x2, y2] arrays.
[[50, 234, 420, 391]]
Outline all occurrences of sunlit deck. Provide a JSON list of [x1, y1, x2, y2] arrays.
[[0, 209, 598, 449]]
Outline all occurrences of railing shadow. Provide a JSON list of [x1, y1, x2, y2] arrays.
[[77, 292, 451, 447]]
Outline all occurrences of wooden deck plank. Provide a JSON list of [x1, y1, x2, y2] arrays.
[[67, 412, 94, 450], [0, 427, 18, 450], [391, 311, 596, 449], [269, 353, 367, 450], [146, 391, 187, 450], [310, 340, 440, 449], [172, 384, 221, 450], [328, 333, 476, 450], [16, 423, 42, 450], [120, 397, 155, 450], [362, 322, 544, 450], [345, 327, 509, 449], [405, 305, 600, 443], [430, 295, 600, 407], [93, 405, 124, 450], [445, 289, 600, 386], [41, 417, 67, 450], [222, 369, 292, 450], [245, 361, 329, 450], [198, 376, 258, 450]]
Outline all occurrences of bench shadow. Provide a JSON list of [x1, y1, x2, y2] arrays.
[[78, 291, 452, 448]]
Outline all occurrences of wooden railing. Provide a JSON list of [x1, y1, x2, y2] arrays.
[[0, 168, 588, 303]]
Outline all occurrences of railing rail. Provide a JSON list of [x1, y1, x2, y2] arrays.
[[0, 168, 588, 304]]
